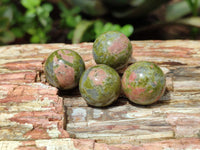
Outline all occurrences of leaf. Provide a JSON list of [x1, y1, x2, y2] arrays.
[[58, 3, 82, 27], [42, 3, 53, 13], [30, 29, 47, 43], [176, 17, 200, 27], [37, 7, 48, 26], [11, 27, 25, 38], [0, 18, 9, 31], [120, 24, 134, 37], [0, 7, 6, 15], [102, 22, 113, 33], [67, 30, 74, 40], [0, 30, 15, 43], [94, 21, 134, 38], [25, 9, 36, 18], [26, 27, 37, 35], [57, 2, 68, 13], [30, 34, 40, 43], [94, 20, 104, 37], [70, 6, 81, 15], [21, 0, 41, 9], [72, 20, 94, 43], [165, 0, 200, 21], [66, 15, 81, 28], [81, 27, 95, 42], [3, 6, 13, 22], [36, 4, 53, 27], [185, 0, 199, 16], [111, 24, 121, 32]]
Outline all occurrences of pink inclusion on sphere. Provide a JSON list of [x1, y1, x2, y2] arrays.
[[128, 87, 146, 101], [148, 89, 153, 93], [108, 34, 129, 55], [88, 68, 108, 86], [54, 56, 75, 89], [57, 50, 74, 63], [129, 72, 137, 82]]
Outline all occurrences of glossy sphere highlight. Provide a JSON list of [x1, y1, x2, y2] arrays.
[[122, 61, 166, 105], [93, 31, 132, 70], [44, 49, 85, 90], [79, 64, 121, 107]]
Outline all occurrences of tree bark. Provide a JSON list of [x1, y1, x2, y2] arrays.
[[0, 40, 200, 149]]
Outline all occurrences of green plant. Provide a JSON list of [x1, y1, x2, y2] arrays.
[[186, 0, 200, 37], [165, 0, 200, 38], [58, 3, 82, 40], [0, 1, 15, 44], [135, 0, 200, 39], [94, 21, 134, 38], [68, 0, 169, 19], [166, 0, 200, 22], [186, 0, 199, 16], [3, 0, 199, 44], [73, 20, 134, 43], [73, 20, 134, 44], [20, 0, 53, 43], [1, 0, 54, 44], [0, 0, 28, 45], [58, 2, 134, 44]]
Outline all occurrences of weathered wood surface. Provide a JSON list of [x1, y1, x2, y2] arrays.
[[0, 40, 200, 149], [0, 138, 200, 150]]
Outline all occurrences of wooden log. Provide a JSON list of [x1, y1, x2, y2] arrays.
[[0, 82, 69, 140], [0, 139, 95, 150], [0, 138, 200, 150], [0, 40, 200, 70], [0, 40, 200, 148]]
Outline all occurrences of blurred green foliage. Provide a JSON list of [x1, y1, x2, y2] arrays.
[[58, 2, 134, 43], [0, 0, 53, 44], [0, 1, 16, 43], [0, 0, 200, 45], [165, 0, 200, 38], [20, 0, 53, 43]]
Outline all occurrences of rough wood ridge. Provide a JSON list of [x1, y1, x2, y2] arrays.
[[0, 40, 200, 149]]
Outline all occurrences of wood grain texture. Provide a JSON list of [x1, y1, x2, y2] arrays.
[[0, 40, 200, 149], [0, 138, 200, 150]]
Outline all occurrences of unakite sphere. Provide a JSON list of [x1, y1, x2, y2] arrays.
[[93, 31, 132, 70], [79, 64, 121, 107], [44, 49, 85, 90], [122, 61, 166, 105]]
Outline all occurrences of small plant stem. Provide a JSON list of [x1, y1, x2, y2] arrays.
[[193, 0, 198, 16], [186, 0, 199, 16], [185, 0, 199, 39]]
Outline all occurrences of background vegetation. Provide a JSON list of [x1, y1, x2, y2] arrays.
[[0, 0, 200, 45]]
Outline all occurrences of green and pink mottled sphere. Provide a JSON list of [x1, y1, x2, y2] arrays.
[[44, 49, 85, 90], [122, 61, 166, 105], [79, 64, 121, 107], [93, 31, 132, 70]]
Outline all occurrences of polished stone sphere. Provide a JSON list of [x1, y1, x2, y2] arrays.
[[79, 64, 121, 107], [122, 61, 166, 105], [93, 31, 132, 70], [44, 49, 85, 90]]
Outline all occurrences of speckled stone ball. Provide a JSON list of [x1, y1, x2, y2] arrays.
[[44, 49, 85, 90], [93, 31, 132, 70], [122, 61, 166, 105], [79, 64, 121, 107]]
